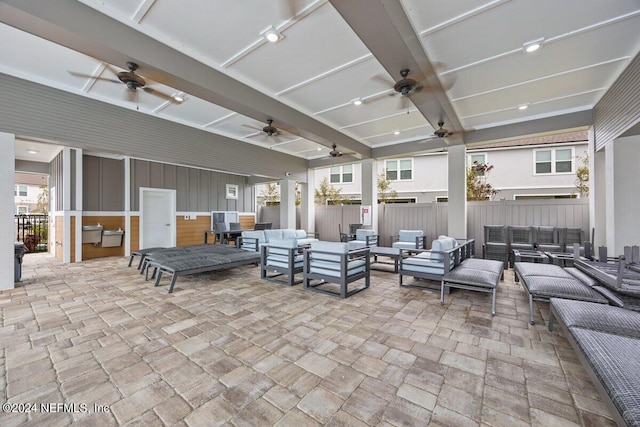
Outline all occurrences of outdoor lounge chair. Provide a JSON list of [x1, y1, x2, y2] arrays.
[[303, 241, 370, 298], [260, 238, 304, 286], [482, 225, 508, 267], [534, 226, 563, 252], [390, 230, 427, 250]]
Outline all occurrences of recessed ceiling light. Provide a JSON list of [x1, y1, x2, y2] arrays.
[[26, 149, 39, 154], [518, 104, 529, 111], [173, 95, 184, 103], [393, 130, 401, 135], [352, 98, 362, 106], [523, 38, 544, 53], [262, 27, 283, 43], [317, 147, 322, 151]]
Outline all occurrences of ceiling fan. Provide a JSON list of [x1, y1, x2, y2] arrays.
[[329, 143, 355, 158], [434, 120, 453, 138], [69, 61, 182, 104], [243, 119, 286, 144]]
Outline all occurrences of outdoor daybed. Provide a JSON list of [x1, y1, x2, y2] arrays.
[[398, 236, 475, 290], [144, 244, 260, 293], [549, 298, 640, 427]]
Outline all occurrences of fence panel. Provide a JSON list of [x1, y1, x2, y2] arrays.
[[15, 214, 49, 253], [262, 199, 590, 249]]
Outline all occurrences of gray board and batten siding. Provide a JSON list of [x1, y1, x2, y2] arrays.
[[50, 153, 255, 213]]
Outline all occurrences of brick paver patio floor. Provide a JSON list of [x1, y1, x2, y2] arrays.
[[0, 253, 615, 426]]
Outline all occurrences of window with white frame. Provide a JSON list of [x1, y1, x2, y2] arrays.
[[385, 159, 413, 181], [535, 148, 574, 174], [15, 185, 27, 197], [468, 153, 487, 166], [330, 164, 353, 183], [17, 206, 28, 214], [467, 153, 487, 176]]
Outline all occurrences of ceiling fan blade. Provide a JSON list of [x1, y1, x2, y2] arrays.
[[142, 86, 176, 102], [104, 64, 121, 77], [279, 0, 296, 21], [241, 124, 264, 133], [370, 74, 394, 87], [68, 71, 120, 84]]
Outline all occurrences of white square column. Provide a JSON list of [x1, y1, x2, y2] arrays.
[[279, 179, 297, 229], [300, 170, 315, 234], [361, 159, 378, 229], [447, 144, 467, 239], [1, 132, 16, 290]]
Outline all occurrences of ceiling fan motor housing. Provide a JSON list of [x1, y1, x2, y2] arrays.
[[118, 71, 146, 90], [394, 69, 417, 96]]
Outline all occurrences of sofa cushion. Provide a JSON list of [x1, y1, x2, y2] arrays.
[[281, 229, 297, 240], [309, 241, 349, 262], [309, 259, 366, 278], [355, 229, 375, 240], [428, 236, 458, 262], [241, 230, 266, 251], [264, 229, 284, 242], [295, 229, 308, 239], [266, 238, 298, 256]]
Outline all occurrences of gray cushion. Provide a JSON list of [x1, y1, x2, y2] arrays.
[[569, 328, 640, 427], [514, 262, 574, 279], [551, 298, 640, 338], [443, 268, 500, 289], [459, 258, 504, 275], [523, 276, 608, 303]]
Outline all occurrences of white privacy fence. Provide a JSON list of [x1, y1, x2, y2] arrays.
[[258, 199, 590, 254]]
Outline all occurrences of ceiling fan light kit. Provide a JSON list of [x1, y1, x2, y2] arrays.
[[393, 68, 421, 96]]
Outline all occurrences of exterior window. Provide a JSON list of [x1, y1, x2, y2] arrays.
[[468, 153, 486, 166], [385, 159, 413, 181], [17, 206, 28, 214], [468, 153, 487, 175], [15, 185, 27, 197], [330, 165, 353, 183], [535, 148, 574, 174]]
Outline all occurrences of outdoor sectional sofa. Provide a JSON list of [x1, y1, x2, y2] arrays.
[[549, 298, 640, 427], [398, 236, 475, 290], [238, 228, 319, 252]]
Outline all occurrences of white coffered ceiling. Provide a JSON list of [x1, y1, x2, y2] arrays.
[[2, 0, 640, 170]]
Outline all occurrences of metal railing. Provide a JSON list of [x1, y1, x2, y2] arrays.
[[15, 214, 49, 253]]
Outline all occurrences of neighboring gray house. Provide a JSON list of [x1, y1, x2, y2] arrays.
[[311, 131, 588, 204]]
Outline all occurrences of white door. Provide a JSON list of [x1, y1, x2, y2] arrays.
[[140, 188, 176, 249]]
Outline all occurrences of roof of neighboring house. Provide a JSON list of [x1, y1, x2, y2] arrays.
[[469, 130, 588, 150], [15, 173, 48, 186]]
